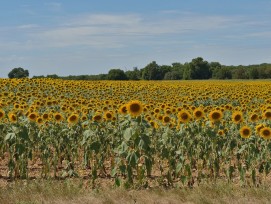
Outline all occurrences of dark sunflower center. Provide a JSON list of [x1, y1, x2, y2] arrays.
[[122, 107, 127, 113], [251, 114, 257, 120], [106, 113, 112, 118], [181, 113, 188, 120], [70, 115, 77, 121], [55, 115, 61, 120], [263, 129, 270, 136], [265, 112, 271, 118], [164, 116, 170, 122], [30, 114, 36, 119], [243, 129, 250, 136], [195, 111, 202, 117], [94, 115, 102, 120], [130, 103, 140, 112], [234, 115, 241, 121], [212, 112, 220, 120]]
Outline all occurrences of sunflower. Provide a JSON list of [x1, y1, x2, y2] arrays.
[[42, 113, 50, 121], [263, 109, 271, 120], [104, 111, 113, 121], [178, 110, 192, 123], [208, 110, 223, 122], [54, 113, 64, 123], [0, 109, 5, 120], [260, 127, 271, 140], [67, 113, 79, 125], [232, 111, 243, 124], [249, 113, 258, 122], [36, 117, 44, 125], [162, 115, 171, 124], [239, 126, 251, 139], [150, 120, 159, 129], [28, 112, 38, 122], [218, 129, 225, 136], [93, 114, 103, 122], [8, 112, 17, 123], [126, 100, 143, 117], [193, 108, 204, 120], [118, 105, 128, 115], [255, 124, 265, 135], [81, 114, 88, 121]]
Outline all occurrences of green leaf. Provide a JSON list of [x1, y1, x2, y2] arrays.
[[115, 177, 121, 187], [176, 162, 183, 174], [111, 167, 117, 177], [124, 128, 132, 141], [90, 141, 101, 153], [15, 143, 25, 156], [5, 133, 16, 141], [19, 126, 29, 141]]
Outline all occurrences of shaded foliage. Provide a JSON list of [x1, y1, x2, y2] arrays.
[[27, 58, 271, 80]]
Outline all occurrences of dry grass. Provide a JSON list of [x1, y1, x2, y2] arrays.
[[1, 179, 271, 204]]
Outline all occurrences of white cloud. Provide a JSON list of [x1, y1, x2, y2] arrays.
[[17, 13, 238, 49]]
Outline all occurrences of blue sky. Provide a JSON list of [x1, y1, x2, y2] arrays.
[[1, 0, 271, 77]]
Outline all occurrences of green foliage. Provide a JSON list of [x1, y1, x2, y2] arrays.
[[107, 69, 128, 80], [29, 59, 271, 81], [8, 67, 29, 79], [142, 61, 161, 80]]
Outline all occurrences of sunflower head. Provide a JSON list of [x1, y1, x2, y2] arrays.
[[118, 105, 128, 115], [193, 108, 204, 120], [249, 113, 258, 122], [240, 126, 251, 139], [232, 111, 243, 124], [8, 112, 17, 123], [208, 110, 223, 122], [104, 111, 113, 121], [127, 100, 143, 117], [178, 110, 192, 123], [260, 127, 271, 140], [256, 124, 265, 134], [162, 115, 171, 124], [36, 117, 44, 125], [93, 114, 103, 122], [0, 109, 5, 120], [67, 113, 79, 125], [263, 109, 271, 120], [54, 113, 64, 123], [28, 112, 38, 122]]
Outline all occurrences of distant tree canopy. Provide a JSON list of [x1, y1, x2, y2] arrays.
[[107, 69, 128, 80], [29, 57, 271, 81], [8, 67, 29, 79]]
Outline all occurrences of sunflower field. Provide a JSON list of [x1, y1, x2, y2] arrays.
[[1, 78, 271, 187]]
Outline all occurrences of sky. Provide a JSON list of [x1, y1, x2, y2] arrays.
[[1, 0, 271, 78]]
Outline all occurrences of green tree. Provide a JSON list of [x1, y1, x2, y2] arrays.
[[213, 67, 232, 79], [47, 74, 59, 79], [142, 61, 161, 80], [159, 65, 172, 79], [164, 71, 181, 80], [8, 67, 29, 78], [189, 57, 211, 79], [107, 69, 127, 80], [172, 62, 184, 79], [249, 68, 259, 79], [232, 67, 248, 79], [125, 67, 141, 80]]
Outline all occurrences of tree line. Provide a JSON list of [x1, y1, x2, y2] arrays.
[[8, 57, 271, 80]]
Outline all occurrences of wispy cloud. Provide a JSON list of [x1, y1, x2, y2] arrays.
[[7, 13, 239, 49], [44, 2, 62, 12]]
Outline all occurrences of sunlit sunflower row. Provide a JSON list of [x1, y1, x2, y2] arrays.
[[0, 78, 271, 187]]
